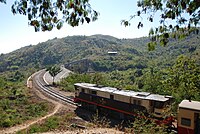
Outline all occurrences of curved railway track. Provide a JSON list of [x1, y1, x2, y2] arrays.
[[31, 70, 77, 106]]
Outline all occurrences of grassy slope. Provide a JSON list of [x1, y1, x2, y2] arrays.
[[0, 71, 52, 129]]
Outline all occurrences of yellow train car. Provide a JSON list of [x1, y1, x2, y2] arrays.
[[178, 100, 200, 134]]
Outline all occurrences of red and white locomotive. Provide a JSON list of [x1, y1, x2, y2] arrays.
[[74, 83, 200, 134]]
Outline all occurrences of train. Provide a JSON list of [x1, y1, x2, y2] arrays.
[[74, 83, 200, 134]]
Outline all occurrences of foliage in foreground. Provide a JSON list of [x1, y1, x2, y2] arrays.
[[9, 0, 99, 32], [2, 0, 199, 46], [125, 114, 173, 134], [122, 0, 200, 49], [90, 111, 111, 128]]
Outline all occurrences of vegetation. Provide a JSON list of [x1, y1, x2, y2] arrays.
[[1, 34, 200, 73], [9, 0, 99, 32], [1, 1, 199, 37], [1, 0, 199, 50], [124, 115, 170, 134], [17, 112, 83, 134], [58, 54, 200, 132], [46, 65, 62, 85], [122, 0, 200, 48], [163, 55, 200, 103], [90, 111, 111, 128], [0, 71, 51, 128]]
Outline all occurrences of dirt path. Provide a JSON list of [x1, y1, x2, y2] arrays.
[[42, 128, 125, 134], [0, 104, 61, 134]]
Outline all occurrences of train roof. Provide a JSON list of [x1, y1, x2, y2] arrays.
[[74, 83, 170, 102], [179, 100, 200, 111]]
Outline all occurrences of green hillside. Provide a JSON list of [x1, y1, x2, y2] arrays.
[[0, 34, 199, 73]]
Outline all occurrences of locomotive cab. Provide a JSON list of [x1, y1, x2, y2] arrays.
[[153, 100, 171, 118], [153, 101, 166, 117], [149, 95, 173, 118], [178, 100, 200, 134]]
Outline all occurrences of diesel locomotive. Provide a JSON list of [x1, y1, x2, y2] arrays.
[[74, 83, 200, 134]]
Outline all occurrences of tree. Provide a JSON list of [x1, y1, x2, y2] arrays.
[[163, 55, 200, 102], [10, 0, 99, 32], [1, 0, 200, 49], [121, 0, 200, 50], [46, 65, 61, 85], [125, 113, 169, 134], [141, 68, 165, 94], [91, 73, 103, 85], [0, 0, 6, 4]]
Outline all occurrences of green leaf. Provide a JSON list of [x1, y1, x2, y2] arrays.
[[163, 33, 169, 38], [28, 14, 32, 20], [147, 42, 156, 51], [149, 28, 154, 36], [57, 22, 63, 30], [0, 0, 6, 4], [85, 17, 90, 23]]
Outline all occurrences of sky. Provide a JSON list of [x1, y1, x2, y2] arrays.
[[0, 0, 160, 54]]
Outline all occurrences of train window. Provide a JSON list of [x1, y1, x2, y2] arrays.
[[154, 101, 164, 108], [91, 91, 97, 95], [138, 100, 141, 105], [133, 100, 141, 105], [181, 118, 191, 127], [81, 88, 85, 93], [155, 112, 161, 115], [133, 100, 137, 105], [76, 87, 81, 91], [150, 101, 153, 106], [110, 95, 114, 100]]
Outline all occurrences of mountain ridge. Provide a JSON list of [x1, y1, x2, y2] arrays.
[[0, 34, 199, 72]]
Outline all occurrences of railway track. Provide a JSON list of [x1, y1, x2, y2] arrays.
[[30, 70, 77, 106]]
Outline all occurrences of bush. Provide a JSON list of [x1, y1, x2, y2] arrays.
[[26, 103, 48, 117], [2, 118, 13, 128], [45, 116, 60, 130], [90, 111, 110, 128], [28, 124, 48, 133]]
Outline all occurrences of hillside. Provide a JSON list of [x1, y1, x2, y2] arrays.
[[0, 33, 200, 134], [0, 34, 200, 73]]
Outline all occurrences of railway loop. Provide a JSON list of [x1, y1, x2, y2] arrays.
[[30, 70, 77, 107]]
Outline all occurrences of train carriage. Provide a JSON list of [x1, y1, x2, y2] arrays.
[[74, 83, 174, 123], [178, 100, 200, 134]]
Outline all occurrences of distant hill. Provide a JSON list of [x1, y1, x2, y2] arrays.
[[0, 34, 200, 73]]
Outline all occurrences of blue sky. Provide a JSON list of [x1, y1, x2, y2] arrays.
[[0, 0, 160, 54]]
